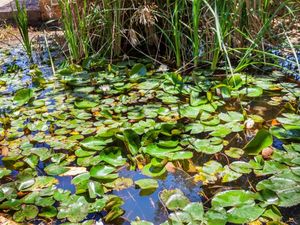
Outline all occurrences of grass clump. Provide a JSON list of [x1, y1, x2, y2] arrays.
[[13, 0, 32, 60], [57, 0, 299, 71]]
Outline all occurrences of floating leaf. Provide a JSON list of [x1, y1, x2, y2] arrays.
[[225, 148, 244, 159], [74, 100, 98, 109], [57, 195, 89, 222], [227, 205, 264, 224], [135, 179, 158, 190], [123, 129, 141, 155], [14, 88, 33, 105], [90, 165, 117, 179], [211, 190, 255, 208], [80, 136, 108, 151], [160, 189, 190, 210], [13, 205, 39, 222], [44, 164, 69, 176]]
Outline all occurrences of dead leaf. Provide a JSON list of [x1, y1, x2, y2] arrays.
[[61, 167, 87, 176]]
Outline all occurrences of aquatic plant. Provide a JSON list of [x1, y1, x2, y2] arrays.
[[1, 47, 300, 223], [56, 0, 298, 70], [58, 0, 89, 62], [13, 0, 32, 60]]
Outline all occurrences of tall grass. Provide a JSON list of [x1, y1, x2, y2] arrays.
[[58, 0, 89, 63], [14, 0, 32, 60], [57, 0, 298, 70], [192, 0, 202, 66]]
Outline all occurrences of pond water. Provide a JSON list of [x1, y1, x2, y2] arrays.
[[0, 44, 300, 225]]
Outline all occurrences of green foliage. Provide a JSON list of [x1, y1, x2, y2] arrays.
[[13, 0, 32, 60], [56, 0, 297, 69]]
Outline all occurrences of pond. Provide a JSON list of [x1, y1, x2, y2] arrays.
[[0, 44, 300, 225]]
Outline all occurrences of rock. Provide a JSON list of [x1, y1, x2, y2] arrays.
[[262, 146, 274, 159]]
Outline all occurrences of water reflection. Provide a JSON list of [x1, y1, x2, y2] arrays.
[[113, 168, 202, 225]]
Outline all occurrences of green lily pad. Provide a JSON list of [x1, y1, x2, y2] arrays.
[[160, 189, 190, 210], [13, 205, 39, 222], [80, 136, 107, 151], [135, 179, 159, 190], [74, 100, 98, 109], [211, 190, 255, 208], [14, 88, 34, 105], [227, 205, 264, 224], [90, 165, 116, 179]]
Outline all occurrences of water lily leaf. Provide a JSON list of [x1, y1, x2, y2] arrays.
[[240, 86, 263, 97], [39, 206, 57, 218], [13, 205, 39, 222], [270, 126, 300, 141], [168, 151, 193, 161], [105, 177, 133, 191], [218, 111, 244, 122], [205, 209, 227, 225], [194, 160, 224, 184], [168, 211, 192, 224], [138, 80, 160, 90], [277, 186, 300, 207], [157, 140, 179, 148], [193, 139, 223, 154], [72, 172, 90, 185], [229, 161, 252, 174], [75, 148, 96, 157], [0, 168, 11, 179], [90, 165, 116, 179], [244, 129, 273, 155], [88, 180, 104, 198], [142, 163, 166, 177], [14, 88, 33, 105], [262, 206, 282, 221], [210, 125, 231, 138], [44, 164, 69, 176], [131, 220, 154, 225], [99, 149, 126, 167], [160, 189, 190, 210], [35, 196, 55, 207], [180, 105, 201, 119], [57, 195, 89, 222], [74, 100, 98, 109], [190, 91, 207, 106], [211, 190, 255, 208], [185, 123, 204, 134], [0, 199, 22, 210], [89, 198, 106, 212], [80, 136, 107, 151], [227, 205, 264, 224], [61, 167, 87, 176], [225, 148, 244, 159], [135, 179, 158, 190], [143, 144, 182, 159], [183, 202, 204, 221], [221, 166, 242, 183], [17, 177, 35, 191], [123, 129, 141, 155]]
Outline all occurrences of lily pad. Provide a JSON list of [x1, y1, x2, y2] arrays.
[[14, 88, 33, 105], [135, 179, 158, 190]]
